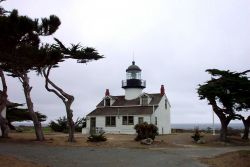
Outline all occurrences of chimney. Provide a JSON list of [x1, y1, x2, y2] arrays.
[[105, 89, 110, 96], [160, 85, 165, 96]]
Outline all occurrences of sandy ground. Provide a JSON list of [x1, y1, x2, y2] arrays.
[[1, 132, 250, 167], [0, 155, 48, 167], [4, 132, 248, 148], [200, 150, 250, 167]]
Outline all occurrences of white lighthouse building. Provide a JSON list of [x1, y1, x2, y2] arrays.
[[84, 61, 171, 134]]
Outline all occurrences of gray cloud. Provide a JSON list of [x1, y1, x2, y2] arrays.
[[2, 0, 250, 123]]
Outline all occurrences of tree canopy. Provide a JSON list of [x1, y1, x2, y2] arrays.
[[198, 69, 250, 141], [0, 6, 61, 141], [7, 108, 46, 122], [6, 106, 47, 130], [0, 9, 61, 74], [198, 69, 250, 112], [0, 1, 103, 142], [40, 38, 103, 142]]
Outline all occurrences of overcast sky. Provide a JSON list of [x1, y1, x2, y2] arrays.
[[2, 0, 250, 124]]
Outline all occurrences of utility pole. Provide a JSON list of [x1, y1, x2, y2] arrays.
[[212, 110, 215, 135]]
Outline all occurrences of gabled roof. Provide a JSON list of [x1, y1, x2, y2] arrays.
[[88, 93, 163, 116], [96, 93, 163, 107], [87, 106, 158, 116]]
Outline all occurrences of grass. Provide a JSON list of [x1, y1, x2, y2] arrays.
[[16, 126, 53, 133], [42, 127, 53, 133]]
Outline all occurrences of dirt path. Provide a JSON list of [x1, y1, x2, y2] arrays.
[[1, 132, 250, 166], [1, 142, 249, 167]]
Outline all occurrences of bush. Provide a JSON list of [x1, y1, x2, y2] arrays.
[[49, 116, 68, 133], [206, 127, 212, 133], [87, 132, 107, 142], [49, 116, 86, 133], [74, 117, 86, 132], [134, 122, 158, 141], [191, 127, 203, 142]]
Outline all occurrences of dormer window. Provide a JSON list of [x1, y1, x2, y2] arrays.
[[140, 94, 149, 106], [141, 96, 148, 106], [103, 96, 116, 106], [105, 98, 110, 106]]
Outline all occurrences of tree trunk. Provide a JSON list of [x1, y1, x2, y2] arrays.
[[0, 113, 9, 137], [43, 68, 75, 142], [220, 119, 230, 141], [0, 68, 9, 138], [210, 100, 230, 141], [241, 117, 250, 140], [242, 124, 249, 140], [66, 104, 75, 142], [8, 121, 16, 130], [22, 73, 44, 141]]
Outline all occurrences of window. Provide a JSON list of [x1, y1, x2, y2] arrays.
[[141, 94, 148, 106], [122, 116, 127, 125], [105, 116, 116, 126], [141, 97, 148, 106], [105, 98, 110, 106], [127, 71, 141, 79], [131, 72, 137, 79], [165, 99, 168, 109], [122, 116, 134, 125], [128, 116, 134, 125], [155, 117, 157, 125], [138, 117, 144, 124]]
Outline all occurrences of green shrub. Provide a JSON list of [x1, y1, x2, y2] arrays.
[[206, 127, 212, 133], [49, 116, 68, 133], [87, 132, 107, 142], [134, 122, 158, 141], [49, 116, 86, 133], [75, 117, 86, 132], [191, 127, 203, 142]]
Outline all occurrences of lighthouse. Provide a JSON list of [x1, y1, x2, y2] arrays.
[[85, 60, 171, 135], [122, 61, 146, 100]]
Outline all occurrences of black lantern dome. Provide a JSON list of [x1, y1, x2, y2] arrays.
[[126, 61, 141, 72], [122, 61, 146, 89]]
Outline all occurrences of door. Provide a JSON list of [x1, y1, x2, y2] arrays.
[[90, 117, 96, 134], [138, 117, 144, 124]]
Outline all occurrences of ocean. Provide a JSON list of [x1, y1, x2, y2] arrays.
[[13, 122, 244, 130], [171, 123, 244, 130]]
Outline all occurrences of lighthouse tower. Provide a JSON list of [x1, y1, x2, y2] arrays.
[[122, 61, 146, 100]]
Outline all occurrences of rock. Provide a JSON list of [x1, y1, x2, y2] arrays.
[[140, 138, 153, 145], [197, 139, 206, 144]]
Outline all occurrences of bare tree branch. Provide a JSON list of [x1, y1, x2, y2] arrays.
[[43, 68, 66, 103]]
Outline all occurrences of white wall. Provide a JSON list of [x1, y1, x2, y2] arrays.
[[125, 88, 142, 100], [84, 115, 151, 134], [0, 107, 6, 136], [152, 95, 171, 134], [84, 95, 171, 135]]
